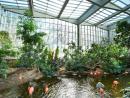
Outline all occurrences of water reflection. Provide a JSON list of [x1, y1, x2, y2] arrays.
[[47, 77, 96, 98], [1, 75, 130, 98]]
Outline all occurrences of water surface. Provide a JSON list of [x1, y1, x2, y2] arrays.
[[1, 74, 130, 98]]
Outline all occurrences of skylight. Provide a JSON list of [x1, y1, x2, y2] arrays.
[[33, 0, 66, 17], [111, 0, 129, 8], [100, 13, 129, 27], [61, 0, 92, 19], [84, 8, 116, 24]]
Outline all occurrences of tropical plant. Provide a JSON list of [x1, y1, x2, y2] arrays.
[[114, 21, 130, 68], [86, 43, 105, 69], [87, 43, 128, 74], [0, 31, 11, 45], [16, 10, 46, 68], [37, 47, 60, 77], [0, 31, 16, 78], [114, 21, 130, 48], [63, 42, 88, 72]]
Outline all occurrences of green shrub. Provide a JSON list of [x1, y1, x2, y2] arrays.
[[114, 21, 130, 48], [37, 47, 60, 77], [63, 42, 88, 72], [16, 10, 46, 68], [63, 42, 128, 74], [87, 43, 128, 74], [0, 60, 8, 79]]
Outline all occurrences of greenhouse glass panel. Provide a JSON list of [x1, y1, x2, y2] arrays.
[[111, 0, 127, 8], [61, 0, 92, 19], [0, 2, 17, 6], [119, 0, 130, 5], [0, 0, 28, 8], [33, 0, 66, 17], [16, 0, 28, 7], [34, 18, 77, 55], [80, 25, 108, 49], [84, 8, 116, 24], [100, 13, 129, 27], [34, 6, 60, 16], [0, 8, 22, 48], [1, 0, 15, 3]]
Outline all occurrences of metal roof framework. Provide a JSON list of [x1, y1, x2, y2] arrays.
[[0, 0, 130, 29]]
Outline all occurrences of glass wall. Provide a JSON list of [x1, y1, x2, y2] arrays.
[[0, 7, 77, 56], [0, 6, 22, 48], [80, 25, 108, 49], [0, 7, 109, 56], [35, 18, 77, 56], [109, 29, 116, 42]]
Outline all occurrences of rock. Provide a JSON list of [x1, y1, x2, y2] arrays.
[[0, 68, 43, 91]]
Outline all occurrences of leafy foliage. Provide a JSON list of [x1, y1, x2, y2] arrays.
[[0, 31, 16, 78], [87, 43, 128, 74], [63, 42, 128, 74], [16, 10, 60, 77], [17, 10, 46, 68], [0, 60, 8, 79], [63, 42, 88, 72], [114, 21, 130, 68], [114, 21, 130, 48], [0, 31, 11, 45], [37, 47, 60, 77]]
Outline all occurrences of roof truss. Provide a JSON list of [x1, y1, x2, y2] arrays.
[[57, 0, 69, 18], [77, 0, 111, 24], [95, 4, 130, 25]]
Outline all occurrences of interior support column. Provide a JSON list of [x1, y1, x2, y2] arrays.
[[77, 24, 80, 47]]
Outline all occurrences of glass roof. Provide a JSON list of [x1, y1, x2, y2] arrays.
[[84, 8, 116, 24], [100, 13, 129, 27], [61, 0, 92, 19], [33, 0, 66, 17], [0, 0, 28, 9], [111, 0, 130, 8], [0, 0, 130, 28]]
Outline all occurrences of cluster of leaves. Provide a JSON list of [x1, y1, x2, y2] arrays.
[[63, 20, 130, 74], [114, 21, 130, 48], [88, 43, 128, 74], [37, 47, 60, 77], [16, 10, 60, 77], [0, 60, 8, 79], [63, 42, 88, 72], [17, 10, 46, 68], [0, 31, 11, 45], [0, 31, 17, 78], [63, 42, 128, 74], [114, 21, 130, 68]]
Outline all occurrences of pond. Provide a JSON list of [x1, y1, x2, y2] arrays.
[[1, 74, 130, 98]]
